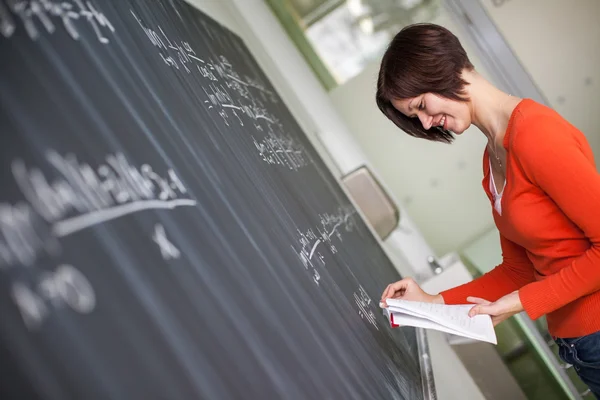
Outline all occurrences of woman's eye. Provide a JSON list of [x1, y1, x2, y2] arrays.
[[419, 102, 425, 110]]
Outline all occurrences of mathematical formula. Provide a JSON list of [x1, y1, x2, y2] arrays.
[[0, 150, 194, 330], [11, 263, 96, 329], [291, 206, 356, 286], [0, 150, 195, 270], [354, 285, 378, 330], [131, 9, 312, 171], [291, 207, 379, 330], [0, 0, 115, 43]]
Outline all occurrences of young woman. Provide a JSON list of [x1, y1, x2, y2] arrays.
[[376, 23, 600, 397]]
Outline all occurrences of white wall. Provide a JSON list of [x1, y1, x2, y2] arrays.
[[183, 1, 487, 399], [479, 0, 600, 154], [329, 11, 496, 257], [462, 228, 502, 275]]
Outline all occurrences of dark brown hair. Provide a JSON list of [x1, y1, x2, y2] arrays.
[[376, 23, 474, 143]]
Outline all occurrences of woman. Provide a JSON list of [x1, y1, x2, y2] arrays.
[[376, 23, 600, 397]]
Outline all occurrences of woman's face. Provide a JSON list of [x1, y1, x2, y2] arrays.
[[391, 93, 471, 134]]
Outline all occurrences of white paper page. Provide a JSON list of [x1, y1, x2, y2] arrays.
[[386, 301, 496, 344], [386, 305, 439, 320], [385, 299, 497, 345], [387, 312, 493, 342], [384, 308, 462, 335], [385, 304, 490, 340], [388, 311, 497, 344]]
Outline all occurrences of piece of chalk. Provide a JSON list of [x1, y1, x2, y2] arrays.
[[379, 302, 386, 308]]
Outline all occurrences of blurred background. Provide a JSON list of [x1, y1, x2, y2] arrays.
[[227, 0, 600, 398], [2, 0, 598, 399]]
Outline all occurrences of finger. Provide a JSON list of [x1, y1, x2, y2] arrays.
[[382, 283, 400, 302], [468, 304, 494, 318], [381, 284, 391, 301], [467, 296, 491, 305], [492, 314, 510, 326], [388, 279, 410, 297], [468, 305, 479, 318]]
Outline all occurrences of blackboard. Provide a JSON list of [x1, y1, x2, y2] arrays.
[[0, 1, 434, 399]]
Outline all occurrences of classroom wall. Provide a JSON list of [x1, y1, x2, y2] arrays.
[[183, 1, 486, 399], [479, 0, 600, 154]]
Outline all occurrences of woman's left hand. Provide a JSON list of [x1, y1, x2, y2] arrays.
[[467, 290, 524, 326]]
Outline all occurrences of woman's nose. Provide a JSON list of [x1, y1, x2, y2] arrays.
[[418, 113, 433, 130]]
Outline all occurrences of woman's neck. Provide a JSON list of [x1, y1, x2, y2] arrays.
[[463, 70, 520, 149]]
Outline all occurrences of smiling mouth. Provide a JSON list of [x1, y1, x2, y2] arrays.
[[438, 115, 446, 130]]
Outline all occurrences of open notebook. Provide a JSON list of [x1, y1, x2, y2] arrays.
[[382, 299, 497, 345]]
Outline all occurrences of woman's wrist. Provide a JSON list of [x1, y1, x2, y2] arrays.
[[432, 293, 445, 304]]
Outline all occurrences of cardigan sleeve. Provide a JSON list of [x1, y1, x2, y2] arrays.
[[441, 234, 535, 305], [514, 115, 600, 320]]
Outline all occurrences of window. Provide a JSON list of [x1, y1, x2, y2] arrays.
[[268, 0, 442, 88]]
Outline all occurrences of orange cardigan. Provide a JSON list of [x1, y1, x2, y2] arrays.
[[441, 99, 600, 338]]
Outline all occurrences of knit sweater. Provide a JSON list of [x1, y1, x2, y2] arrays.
[[441, 99, 600, 338]]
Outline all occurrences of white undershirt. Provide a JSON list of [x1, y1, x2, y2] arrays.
[[489, 159, 505, 215]]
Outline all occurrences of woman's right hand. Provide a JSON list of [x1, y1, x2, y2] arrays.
[[380, 277, 444, 307]]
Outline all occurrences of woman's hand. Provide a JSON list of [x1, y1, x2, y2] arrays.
[[380, 277, 444, 307], [467, 290, 524, 326]]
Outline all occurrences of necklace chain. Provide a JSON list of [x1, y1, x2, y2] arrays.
[[489, 94, 513, 169], [491, 144, 502, 168]]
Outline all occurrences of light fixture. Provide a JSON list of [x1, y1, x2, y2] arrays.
[[347, 0, 366, 17], [359, 17, 374, 34]]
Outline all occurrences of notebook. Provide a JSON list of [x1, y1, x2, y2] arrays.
[[382, 298, 497, 345]]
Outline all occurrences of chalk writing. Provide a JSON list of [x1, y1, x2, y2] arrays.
[[153, 223, 180, 260], [253, 126, 311, 171], [1, 0, 115, 43], [130, 9, 312, 170], [318, 206, 356, 253], [354, 285, 378, 330], [11, 264, 95, 330], [0, 150, 196, 269], [292, 206, 356, 286]]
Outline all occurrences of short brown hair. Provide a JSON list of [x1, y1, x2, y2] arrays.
[[376, 23, 474, 143]]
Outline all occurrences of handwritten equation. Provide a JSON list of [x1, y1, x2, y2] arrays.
[[0, 0, 115, 43], [153, 223, 180, 261], [253, 125, 311, 170], [11, 263, 95, 329], [0, 150, 196, 270], [1, 150, 195, 330], [354, 285, 378, 330], [291, 206, 356, 286], [131, 10, 312, 171]]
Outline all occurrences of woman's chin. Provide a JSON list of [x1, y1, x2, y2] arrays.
[[451, 126, 467, 135]]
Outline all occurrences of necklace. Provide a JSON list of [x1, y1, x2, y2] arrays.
[[490, 141, 502, 169], [489, 94, 513, 169]]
